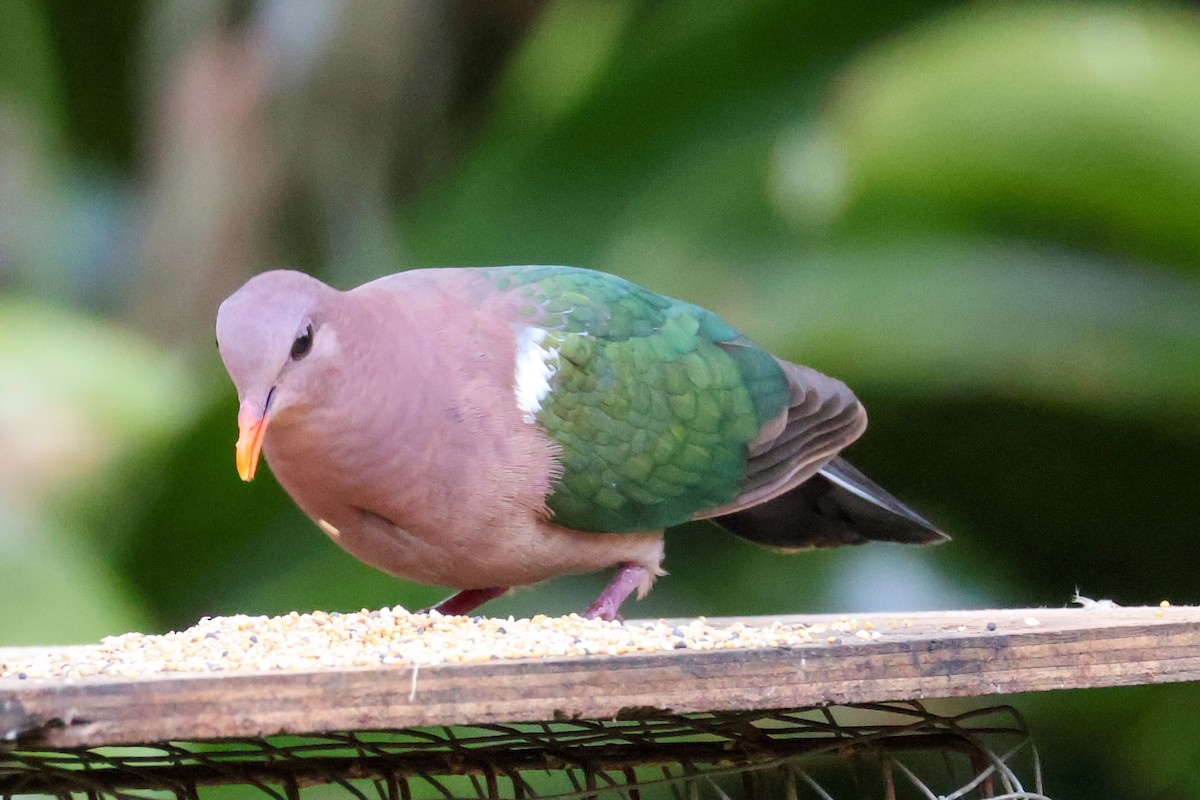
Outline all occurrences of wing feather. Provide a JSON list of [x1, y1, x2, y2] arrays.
[[696, 356, 867, 519]]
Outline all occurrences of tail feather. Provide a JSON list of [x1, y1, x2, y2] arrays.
[[712, 457, 947, 551]]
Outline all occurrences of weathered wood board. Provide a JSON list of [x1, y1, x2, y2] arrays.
[[3, 605, 1196, 749]]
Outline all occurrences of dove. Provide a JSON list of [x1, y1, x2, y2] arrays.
[[216, 266, 945, 620]]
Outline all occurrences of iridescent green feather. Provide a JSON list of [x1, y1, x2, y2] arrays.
[[478, 266, 790, 533]]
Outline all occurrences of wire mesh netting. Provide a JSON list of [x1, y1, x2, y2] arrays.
[[1, 701, 1045, 799]]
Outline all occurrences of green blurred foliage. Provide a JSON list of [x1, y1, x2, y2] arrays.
[[2, 2, 1200, 798], [0, 300, 189, 641], [821, 3, 1200, 267], [0, 0, 64, 144]]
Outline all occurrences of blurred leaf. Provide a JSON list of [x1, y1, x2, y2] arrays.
[[1124, 684, 1200, 797], [489, 0, 635, 134], [404, 0, 956, 265], [700, 238, 1200, 424], [0, 1, 74, 298], [41, 0, 144, 167], [854, 394, 1200, 608], [0, 299, 195, 643], [0, 508, 148, 645], [0, 298, 196, 510], [801, 3, 1200, 266], [0, 0, 65, 144], [1020, 684, 1200, 800]]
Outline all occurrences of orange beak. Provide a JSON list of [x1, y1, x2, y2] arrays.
[[235, 399, 270, 481]]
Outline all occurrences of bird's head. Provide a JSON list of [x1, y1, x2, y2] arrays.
[[216, 270, 341, 481]]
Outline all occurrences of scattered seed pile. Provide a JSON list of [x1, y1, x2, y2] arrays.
[[0, 607, 886, 682]]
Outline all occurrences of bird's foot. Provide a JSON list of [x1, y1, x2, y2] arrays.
[[427, 586, 509, 617], [583, 563, 649, 622]]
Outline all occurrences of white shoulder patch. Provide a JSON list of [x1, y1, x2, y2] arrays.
[[513, 325, 561, 424]]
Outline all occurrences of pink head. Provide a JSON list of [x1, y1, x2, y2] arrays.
[[215, 270, 341, 480]]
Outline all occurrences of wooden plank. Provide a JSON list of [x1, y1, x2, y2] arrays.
[[2, 605, 1197, 749]]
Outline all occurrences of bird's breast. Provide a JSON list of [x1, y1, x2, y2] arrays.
[[262, 362, 563, 572]]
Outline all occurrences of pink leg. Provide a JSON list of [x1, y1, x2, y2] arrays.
[[583, 563, 649, 621], [429, 586, 509, 616]]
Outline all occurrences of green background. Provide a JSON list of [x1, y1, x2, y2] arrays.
[[2, 2, 1199, 797]]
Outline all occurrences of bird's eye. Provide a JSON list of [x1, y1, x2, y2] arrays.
[[290, 324, 314, 361]]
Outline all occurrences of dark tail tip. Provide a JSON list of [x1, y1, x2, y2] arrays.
[[713, 457, 947, 551]]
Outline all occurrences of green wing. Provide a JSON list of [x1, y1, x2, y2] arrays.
[[479, 266, 791, 533]]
